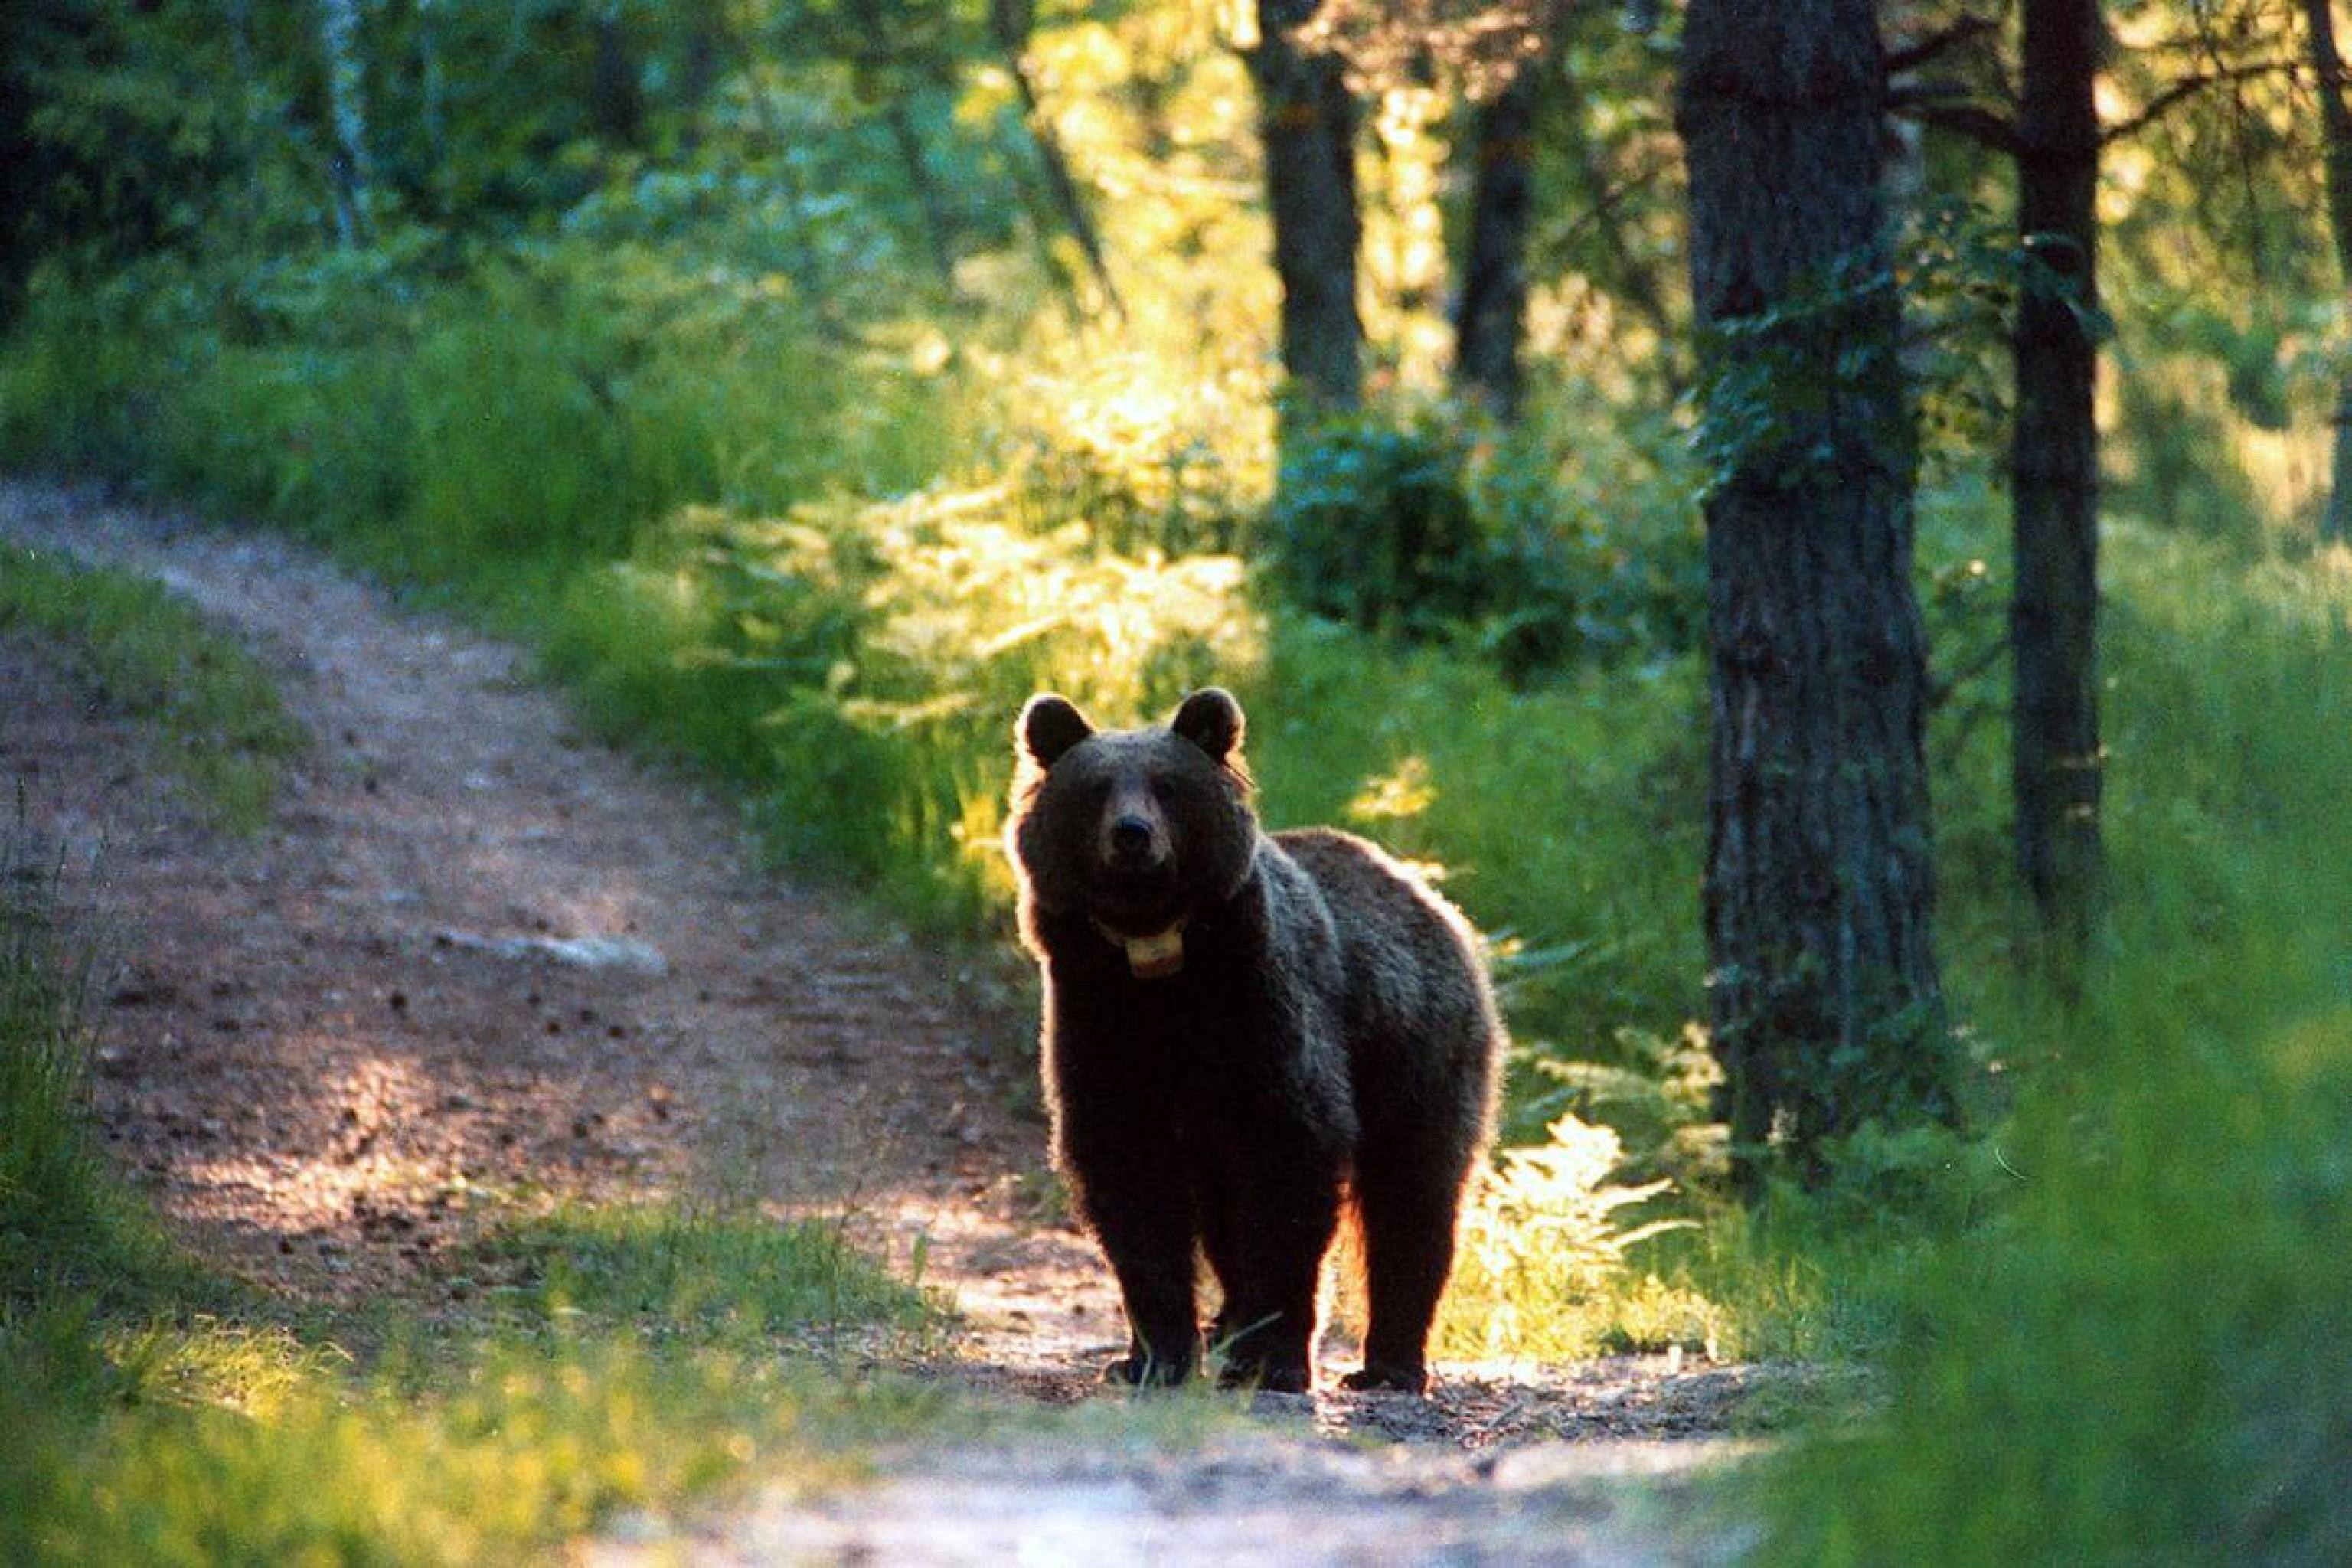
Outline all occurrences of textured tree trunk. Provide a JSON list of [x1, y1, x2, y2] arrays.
[[2011, 0, 2104, 949], [1452, 62, 1541, 419], [589, 9, 645, 148], [1678, 0, 1953, 1193], [1248, 1, 1364, 416], [2303, 0, 2352, 544]]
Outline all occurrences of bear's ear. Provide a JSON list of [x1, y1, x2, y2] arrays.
[[1171, 687, 1245, 763], [1020, 694, 1094, 769]]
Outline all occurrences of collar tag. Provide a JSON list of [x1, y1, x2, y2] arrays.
[[1095, 915, 1187, 980], [1123, 926, 1186, 980]]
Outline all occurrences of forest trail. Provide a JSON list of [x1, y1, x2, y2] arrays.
[[1, 481, 1754, 1563]]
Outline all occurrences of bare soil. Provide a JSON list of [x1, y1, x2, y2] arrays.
[[1, 480, 1763, 1563]]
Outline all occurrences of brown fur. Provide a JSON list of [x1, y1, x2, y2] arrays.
[[1005, 687, 1502, 1393]]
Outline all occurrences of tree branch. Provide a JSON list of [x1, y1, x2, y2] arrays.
[[1885, 15, 1999, 77], [1890, 85, 2020, 156], [2099, 58, 2305, 145]]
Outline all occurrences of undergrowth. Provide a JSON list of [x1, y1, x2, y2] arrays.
[[1752, 536, 2352, 1563]]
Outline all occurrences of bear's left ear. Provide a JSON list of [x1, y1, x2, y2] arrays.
[[1020, 693, 1094, 768], [1172, 687, 1244, 763]]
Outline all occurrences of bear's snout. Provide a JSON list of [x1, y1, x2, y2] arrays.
[[1100, 792, 1169, 873]]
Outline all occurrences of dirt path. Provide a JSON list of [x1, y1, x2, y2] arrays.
[[1, 480, 1759, 1563]]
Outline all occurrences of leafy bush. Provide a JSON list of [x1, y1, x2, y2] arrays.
[[1437, 1113, 1710, 1361], [1263, 407, 1704, 681], [554, 490, 1263, 930], [1264, 411, 1491, 639]]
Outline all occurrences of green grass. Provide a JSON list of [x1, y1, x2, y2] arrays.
[[0, 1321, 946, 1567], [466, 1200, 944, 1345], [0, 542, 308, 832]]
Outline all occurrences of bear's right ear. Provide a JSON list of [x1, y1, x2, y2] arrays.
[[1019, 694, 1094, 769]]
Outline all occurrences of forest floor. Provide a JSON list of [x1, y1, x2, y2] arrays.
[[0, 480, 1766, 1564]]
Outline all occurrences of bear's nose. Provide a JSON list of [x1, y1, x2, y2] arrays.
[[1107, 815, 1156, 862]]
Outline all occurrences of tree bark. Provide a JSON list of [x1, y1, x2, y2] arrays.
[[2302, 0, 2352, 544], [1452, 61, 1541, 419], [2010, 0, 2104, 949], [1248, 1, 1364, 417], [1677, 0, 1953, 1192], [588, 8, 645, 148]]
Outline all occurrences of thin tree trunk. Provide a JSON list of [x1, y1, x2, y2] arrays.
[[2011, 0, 2104, 949], [1453, 62, 1541, 419], [882, 96, 965, 297], [589, 6, 645, 148], [2302, 0, 2352, 543], [1554, 65, 1686, 396], [1678, 0, 1953, 1194], [316, 0, 371, 246], [1248, 0, 1364, 418], [991, 0, 1124, 319]]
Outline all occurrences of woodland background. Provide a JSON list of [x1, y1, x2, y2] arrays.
[[5, 1, 2352, 1561]]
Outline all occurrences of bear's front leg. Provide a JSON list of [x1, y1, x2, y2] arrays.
[[1200, 1142, 1343, 1394], [1086, 1181, 1200, 1387], [1057, 1100, 1202, 1387]]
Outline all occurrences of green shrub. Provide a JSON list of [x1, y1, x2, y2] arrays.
[[1265, 411, 1491, 639], [1263, 407, 1704, 682]]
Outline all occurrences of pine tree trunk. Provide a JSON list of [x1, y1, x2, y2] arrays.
[[1452, 63, 1540, 419], [2303, 0, 2352, 544], [2011, 0, 2104, 948], [1249, 1, 1364, 416], [1678, 0, 1953, 1193]]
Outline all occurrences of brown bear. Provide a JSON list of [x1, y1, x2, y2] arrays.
[[1005, 686, 1502, 1393]]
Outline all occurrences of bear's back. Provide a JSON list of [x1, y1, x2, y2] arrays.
[[1269, 828, 1500, 1133]]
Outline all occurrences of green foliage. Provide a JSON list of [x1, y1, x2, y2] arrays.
[[1437, 1113, 1709, 1361], [0, 543, 308, 832], [0, 826, 162, 1310], [1264, 406, 1704, 680], [1758, 532, 2352, 1564], [1266, 410, 1492, 638], [555, 488, 1261, 928]]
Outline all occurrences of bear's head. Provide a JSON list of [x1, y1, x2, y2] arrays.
[[1007, 687, 1258, 978]]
